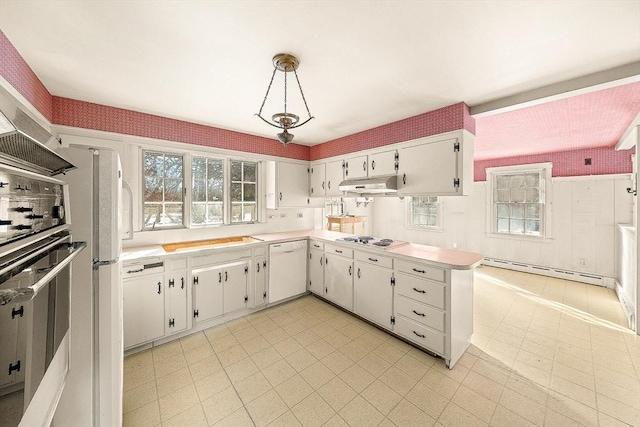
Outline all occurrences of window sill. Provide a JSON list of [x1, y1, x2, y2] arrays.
[[142, 224, 187, 232], [485, 233, 553, 243], [406, 225, 444, 233]]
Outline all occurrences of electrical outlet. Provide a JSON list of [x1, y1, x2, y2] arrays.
[[297, 212, 303, 218], [280, 213, 287, 218]]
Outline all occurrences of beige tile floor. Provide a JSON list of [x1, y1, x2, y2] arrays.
[[123, 266, 640, 426]]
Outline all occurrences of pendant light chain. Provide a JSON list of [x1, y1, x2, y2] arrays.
[[294, 69, 312, 119], [257, 67, 278, 117], [284, 70, 288, 118]]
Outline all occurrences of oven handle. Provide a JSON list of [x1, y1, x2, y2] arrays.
[[0, 241, 87, 305]]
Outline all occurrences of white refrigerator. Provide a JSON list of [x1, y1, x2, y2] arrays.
[[54, 146, 123, 427]]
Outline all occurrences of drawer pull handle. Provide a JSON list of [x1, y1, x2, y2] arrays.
[[368, 257, 378, 262], [126, 268, 144, 274], [413, 331, 426, 339], [357, 268, 361, 278], [157, 282, 161, 294], [412, 268, 426, 274], [314, 244, 320, 248], [335, 249, 343, 253], [412, 310, 425, 317], [412, 287, 426, 294]]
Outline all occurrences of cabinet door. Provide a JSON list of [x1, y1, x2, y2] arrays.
[[278, 162, 310, 207], [0, 303, 19, 387], [123, 274, 165, 348], [344, 155, 368, 179], [398, 138, 460, 195], [309, 163, 326, 197], [166, 270, 188, 334], [223, 261, 249, 314], [192, 266, 224, 324], [254, 257, 267, 308], [369, 150, 398, 177], [354, 262, 393, 329], [324, 254, 353, 310], [308, 248, 324, 296], [325, 160, 345, 196]]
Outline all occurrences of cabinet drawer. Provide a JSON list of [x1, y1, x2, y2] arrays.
[[170, 258, 187, 271], [355, 251, 393, 269], [395, 296, 445, 332], [309, 241, 324, 251], [192, 248, 252, 267], [123, 259, 164, 278], [395, 273, 445, 309], [254, 246, 267, 256], [394, 316, 445, 355], [395, 259, 445, 283], [325, 244, 353, 258]]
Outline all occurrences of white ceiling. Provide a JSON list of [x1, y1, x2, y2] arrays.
[[1, 1, 639, 146]]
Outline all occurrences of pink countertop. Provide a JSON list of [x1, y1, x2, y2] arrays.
[[387, 243, 483, 270]]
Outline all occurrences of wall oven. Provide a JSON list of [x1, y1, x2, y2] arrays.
[[0, 164, 84, 427]]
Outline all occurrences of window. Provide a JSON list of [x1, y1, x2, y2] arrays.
[[408, 196, 441, 228], [230, 160, 257, 223], [487, 163, 552, 238], [143, 151, 184, 229], [192, 157, 224, 225]]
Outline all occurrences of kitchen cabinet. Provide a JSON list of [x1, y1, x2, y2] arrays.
[[309, 162, 325, 197], [192, 261, 249, 323], [308, 244, 324, 296], [324, 245, 354, 310], [0, 274, 28, 388], [397, 135, 471, 196], [266, 160, 317, 207], [368, 149, 398, 177], [253, 248, 268, 308], [165, 259, 188, 335], [344, 154, 368, 179], [353, 252, 394, 329], [123, 271, 165, 349], [325, 160, 344, 197]]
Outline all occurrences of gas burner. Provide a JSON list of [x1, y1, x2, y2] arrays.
[[379, 238, 393, 243], [372, 241, 390, 247], [342, 237, 359, 242], [357, 236, 374, 240], [335, 235, 408, 250]]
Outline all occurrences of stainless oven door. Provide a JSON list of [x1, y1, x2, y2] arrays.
[[0, 234, 85, 427]]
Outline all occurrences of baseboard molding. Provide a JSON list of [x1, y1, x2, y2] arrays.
[[615, 280, 636, 331], [482, 257, 615, 288]]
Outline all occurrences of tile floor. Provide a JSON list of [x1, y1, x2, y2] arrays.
[[123, 266, 640, 426]]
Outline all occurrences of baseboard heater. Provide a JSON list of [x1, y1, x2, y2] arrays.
[[615, 280, 636, 331], [482, 257, 614, 288]]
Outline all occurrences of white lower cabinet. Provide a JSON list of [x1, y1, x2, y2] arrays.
[[166, 269, 188, 334], [354, 258, 394, 329], [223, 261, 250, 313], [192, 261, 249, 324], [123, 272, 165, 349], [324, 253, 353, 310], [308, 247, 324, 296], [254, 254, 268, 308], [0, 273, 29, 388]]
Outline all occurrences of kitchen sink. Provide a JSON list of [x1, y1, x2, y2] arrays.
[[162, 236, 262, 252]]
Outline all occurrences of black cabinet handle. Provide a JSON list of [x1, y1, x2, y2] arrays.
[[363, 161, 366, 171], [8, 361, 20, 375], [412, 310, 425, 317], [413, 287, 426, 294], [412, 268, 426, 274], [371, 160, 375, 170], [0, 220, 12, 226], [322, 181, 325, 190], [368, 257, 378, 262], [225, 271, 228, 282], [126, 268, 144, 274], [357, 268, 361, 278], [311, 187, 314, 194], [279, 192, 282, 201], [257, 262, 261, 272], [263, 260, 267, 268], [320, 256, 323, 266], [335, 249, 342, 253], [219, 272, 222, 283], [413, 331, 426, 339], [157, 282, 161, 294], [403, 173, 406, 185], [328, 181, 331, 189], [348, 265, 352, 276], [309, 253, 312, 260], [181, 277, 184, 289], [313, 244, 320, 248]]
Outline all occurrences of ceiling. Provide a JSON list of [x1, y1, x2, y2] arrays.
[[1, 1, 639, 158]]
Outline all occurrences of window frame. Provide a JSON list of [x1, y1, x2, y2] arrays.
[[229, 159, 259, 224], [406, 196, 444, 231], [141, 150, 186, 231], [485, 162, 553, 240], [191, 156, 225, 227]]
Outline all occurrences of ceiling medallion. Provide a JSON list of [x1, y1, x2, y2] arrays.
[[256, 53, 314, 146]]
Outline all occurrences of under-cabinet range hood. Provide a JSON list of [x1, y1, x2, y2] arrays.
[[338, 174, 398, 195], [0, 101, 75, 176]]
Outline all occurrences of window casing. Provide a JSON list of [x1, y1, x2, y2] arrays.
[[408, 196, 442, 229], [192, 157, 224, 225], [142, 151, 184, 229], [487, 163, 552, 238], [230, 160, 258, 223]]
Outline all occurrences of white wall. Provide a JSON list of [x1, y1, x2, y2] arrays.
[[372, 174, 634, 279]]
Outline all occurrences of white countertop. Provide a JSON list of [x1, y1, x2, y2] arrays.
[[122, 229, 484, 269]]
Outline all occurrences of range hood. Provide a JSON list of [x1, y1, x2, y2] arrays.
[[339, 175, 398, 195], [0, 102, 75, 176]]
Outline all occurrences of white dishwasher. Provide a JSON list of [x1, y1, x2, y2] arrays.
[[269, 240, 308, 303]]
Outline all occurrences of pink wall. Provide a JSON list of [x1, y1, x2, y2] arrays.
[[310, 102, 475, 161], [474, 146, 635, 181], [0, 31, 53, 121]]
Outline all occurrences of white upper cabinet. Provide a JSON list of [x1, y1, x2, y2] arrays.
[[344, 154, 368, 179], [325, 160, 344, 196], [266, 161, 313, 208], [368, 149, 398, 177], [397, 133, 473, 196], [309, 162, 326, 197]]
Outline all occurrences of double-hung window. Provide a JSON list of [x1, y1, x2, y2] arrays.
[[230, 160, 258, 223], [408, 196, 442, 229], [487, 163, 552, 238], [143, 151, 184, 229], [192, 157, 224, 225]]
